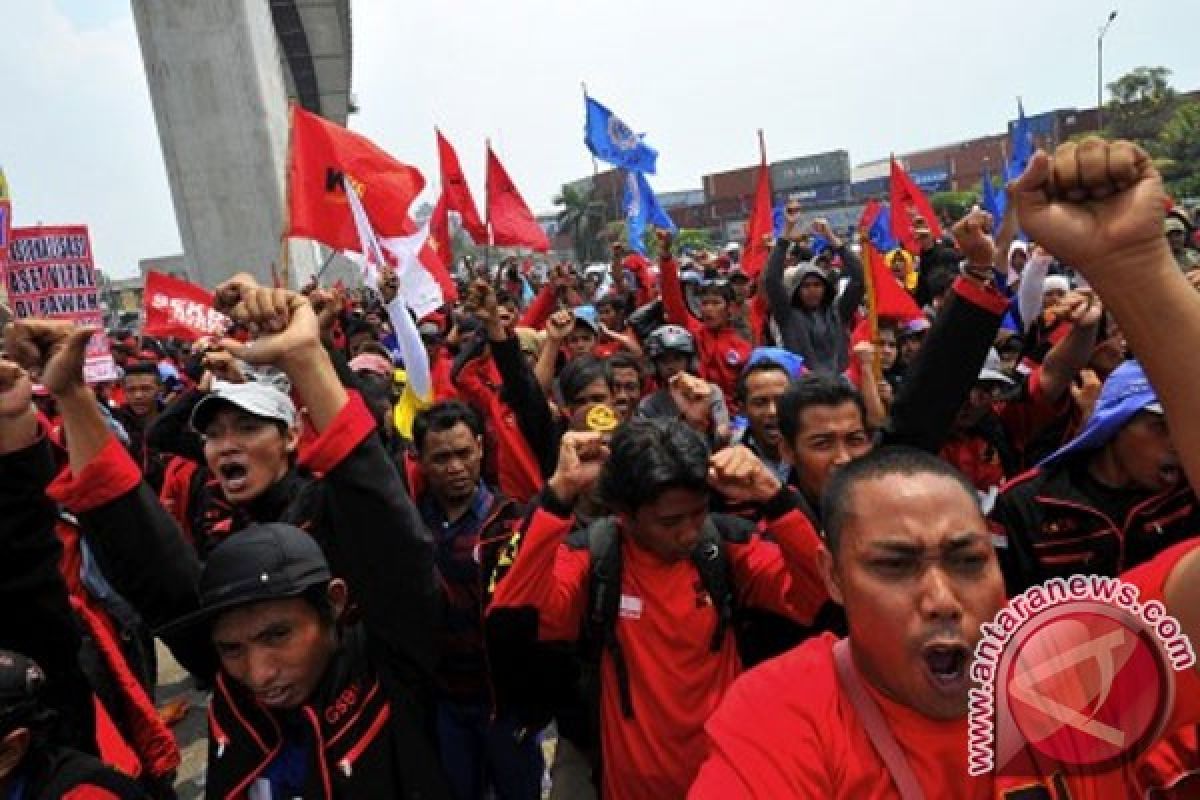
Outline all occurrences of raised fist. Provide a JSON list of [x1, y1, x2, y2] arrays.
[[951, 206, 996, 267], [708, 445, 782, 504], [1012, 137, 1169, 279], [3, 320, 96, 396], [548, 431, 611, 504]]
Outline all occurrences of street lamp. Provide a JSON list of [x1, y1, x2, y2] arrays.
[[1097, 10, 1118, 130]]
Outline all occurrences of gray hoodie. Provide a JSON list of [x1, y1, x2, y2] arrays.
[[764, 242, 864, 375]]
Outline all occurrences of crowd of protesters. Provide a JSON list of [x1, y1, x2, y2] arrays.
[[2, 136, 1200, 799]]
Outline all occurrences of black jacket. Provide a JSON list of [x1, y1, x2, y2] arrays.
[[0, 435, 97, 757], [24, 744, 149, 799], [53, 396, 452, 799], [764, 242, 864, 375], [989, 456, 1200, 594]]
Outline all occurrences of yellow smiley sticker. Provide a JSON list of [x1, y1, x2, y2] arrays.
[[586, 404, 619, 433]]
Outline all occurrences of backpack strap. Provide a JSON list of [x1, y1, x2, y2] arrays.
[[691, 518, 735, 653], [832, 638, 926, 800], [584, 518, 634, 719]]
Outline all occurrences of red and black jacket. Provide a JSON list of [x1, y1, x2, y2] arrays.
[[48, 395, 452, 799], [989, 455, 1200, 594], [21, 744, 149, 799]]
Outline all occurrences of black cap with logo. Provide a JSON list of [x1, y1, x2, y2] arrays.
[[159, 523, 332, 634]]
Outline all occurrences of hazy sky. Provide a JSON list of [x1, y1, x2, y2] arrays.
[[3, 0, 1198, 278]]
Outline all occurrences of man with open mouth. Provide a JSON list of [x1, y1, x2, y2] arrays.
[[12, 275, 452, 797], [691, 137, 1200, 799]]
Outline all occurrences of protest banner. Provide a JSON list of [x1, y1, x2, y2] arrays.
[[143, 270, 229, 341], [6, 224, 117, 382]]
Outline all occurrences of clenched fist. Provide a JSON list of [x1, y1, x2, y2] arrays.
[[4, 320, 96, 396], [708, 445, 783, 504], [1013, 137, 1169, 279]]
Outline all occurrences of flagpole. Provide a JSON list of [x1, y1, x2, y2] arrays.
[[484, 138, 492, 280], [279, 101, 296, 289], [860, 235, 882, 385]]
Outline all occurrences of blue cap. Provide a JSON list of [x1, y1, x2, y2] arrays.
[[1039, 360, 1163, 467], [745, 347, 806, 379], [572, 305, 598, 332]]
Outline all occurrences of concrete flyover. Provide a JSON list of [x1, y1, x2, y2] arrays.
[[133, 0, 353, 289]]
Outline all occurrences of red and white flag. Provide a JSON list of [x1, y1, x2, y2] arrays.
[[343, 177, 448, 317]]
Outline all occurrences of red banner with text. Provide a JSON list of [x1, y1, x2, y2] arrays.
[[143, 270, 229, 341]]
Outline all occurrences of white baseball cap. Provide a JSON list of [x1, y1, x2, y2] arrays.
[[191, 380, 297, 432]]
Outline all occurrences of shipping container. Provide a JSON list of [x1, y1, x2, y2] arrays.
[[668, 204, 711, 230], [702, 166, 758, 202], [774, 182, 850, 208], [658, 189, 706, 209], [851, 176, 889, 200], [770, 150, 851, 191], [852, 159, 890, 183], [910, 166, 950, 193], [706, 197, 748, 219]]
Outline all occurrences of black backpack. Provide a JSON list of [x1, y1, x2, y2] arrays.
[[575, 514, 746, 722], [483, 512, 751, 752]]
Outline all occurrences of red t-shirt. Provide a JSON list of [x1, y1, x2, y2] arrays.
[[691, 540, 1200, 799], [490, 500, 827, 800]]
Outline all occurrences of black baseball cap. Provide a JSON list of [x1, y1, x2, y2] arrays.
[[158, 523, 332, 635], [0, 649, 45, 734]]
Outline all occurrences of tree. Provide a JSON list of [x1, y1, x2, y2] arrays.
[[554, 185, 606, 263], [674, 228, 716, 255], [1158, 101, 1200, 201], [930, 191, 976, 225], [1105, 66, 1178, 145]]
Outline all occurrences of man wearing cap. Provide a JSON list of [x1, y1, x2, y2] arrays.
[[732, 350, 803, 483], [0, 649, 148, 799], [937, 288, 1102, 507], [13, 276, 451, 797], [990, 358, 1198, 593], [1166, 208, 1200, 271]]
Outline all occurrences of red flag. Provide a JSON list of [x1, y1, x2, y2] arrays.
[[742, 138, 773, 281], [143, 271, 231, 341], [865, 241, 923, 323], [429, 193, 454, 274], [437, 130, 487, 242], [286, 105, 425, 251], [889, 157, 942, 254], [486, 144, 549, 252]]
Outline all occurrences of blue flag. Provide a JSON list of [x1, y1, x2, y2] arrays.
[[772, 203, 786, 238], [867, 204, 899, 252], [624, 170, 676, 255], [1005, 100, 1034, 183], [585, 95, 658, 174], [981, 166, 1006, 226]]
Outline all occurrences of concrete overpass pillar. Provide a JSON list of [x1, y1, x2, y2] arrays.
[[132, 0, 317, 289]]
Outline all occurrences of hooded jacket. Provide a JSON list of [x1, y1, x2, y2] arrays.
[[763, 242, 864, 376]]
